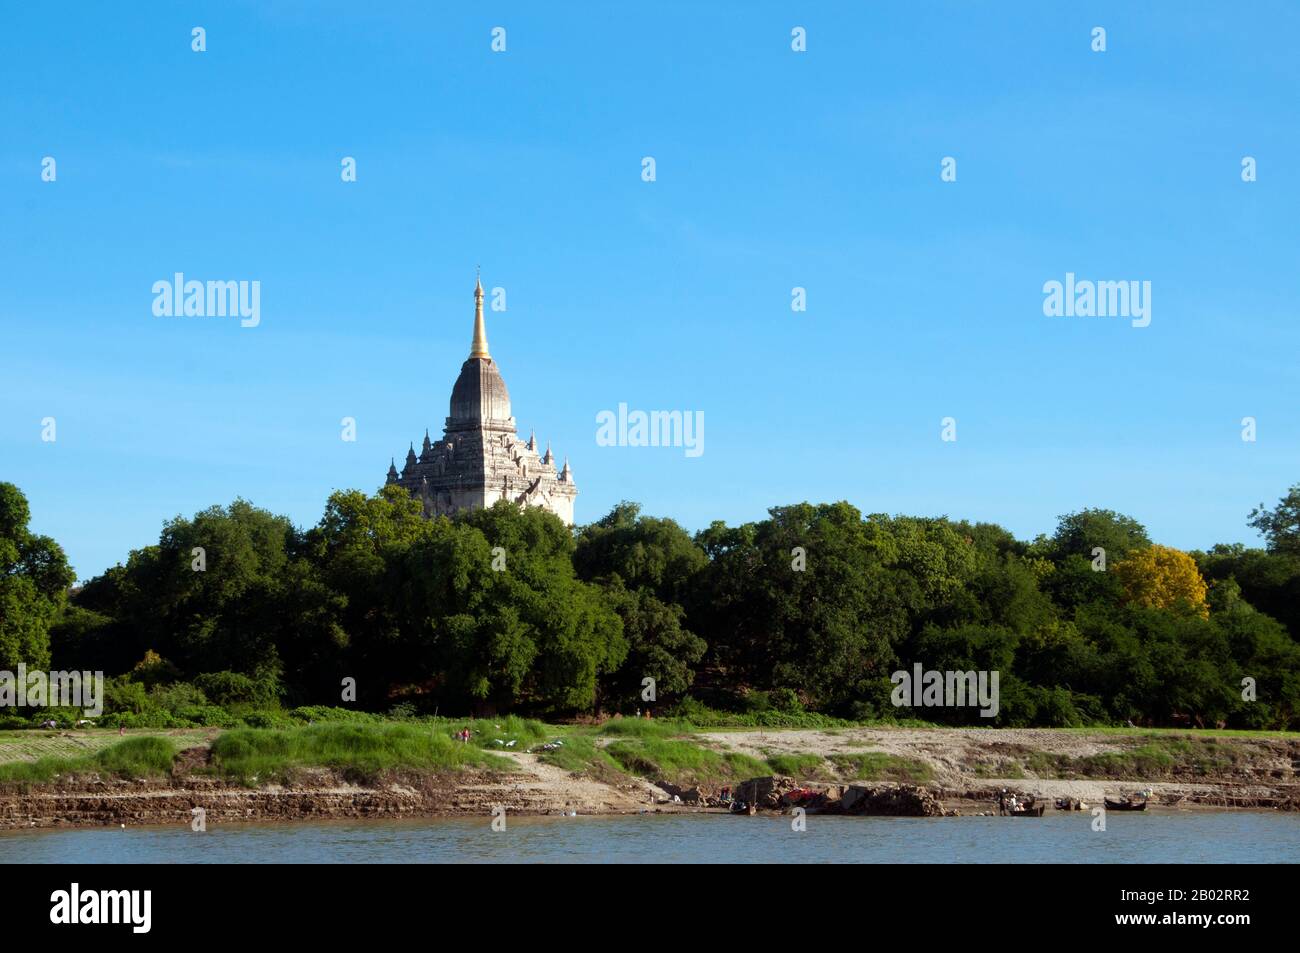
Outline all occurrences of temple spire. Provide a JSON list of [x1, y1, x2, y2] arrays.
[[469, 271, 490, 360]]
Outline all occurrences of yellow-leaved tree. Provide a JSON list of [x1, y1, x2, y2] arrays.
[[1114, 544, 1209, 618]]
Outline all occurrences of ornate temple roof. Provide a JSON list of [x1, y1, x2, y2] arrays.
[[446, 276, 513, 433], [387, 274, 577, 524]]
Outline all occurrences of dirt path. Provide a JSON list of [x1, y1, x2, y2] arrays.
[[483, 750, 660, 814]]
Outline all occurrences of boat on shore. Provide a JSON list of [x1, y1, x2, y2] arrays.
[[997, 790, 1045, 817], [1009, 805, 1045, 817], [1104, 797, 1148, 811]]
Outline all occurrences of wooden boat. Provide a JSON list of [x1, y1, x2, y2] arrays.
[[1104, 797, 1148, 811], [1009, 805, 1045, 817]]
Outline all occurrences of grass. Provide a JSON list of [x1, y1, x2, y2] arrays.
[[972, 760, 1027, 779], [765, 752, 829, 779], [535, 733, 628, 782], [597, 718, 690, 739], [1027, 736, 1257, 780], [1060, 725, 1300, 740], [426, 715, 555, 752], [0, 729, 211, 765], [208, 722, 510, 785], [605, 737, 768, 787], [828, 752, 935, 784], [0, 736, 178, 787]]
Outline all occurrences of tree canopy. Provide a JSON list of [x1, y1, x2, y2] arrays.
[[0, 483, 75, 670], [7, 481, 1297, 731]]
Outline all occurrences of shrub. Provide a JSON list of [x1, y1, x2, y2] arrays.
[[149, 682, 209, 714], [103, 676, 150, 715], [193, 671, 279, 707], [288, 706, 383, 724]]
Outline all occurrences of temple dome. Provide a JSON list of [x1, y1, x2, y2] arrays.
[[447, 357, 512, 431]]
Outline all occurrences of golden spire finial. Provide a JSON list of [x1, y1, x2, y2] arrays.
[[469, 269, 490, 359]]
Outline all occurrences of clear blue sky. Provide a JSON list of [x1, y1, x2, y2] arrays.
[[3, 2, 1298, 582]]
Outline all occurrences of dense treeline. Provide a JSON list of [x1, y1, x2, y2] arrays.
[[4, 479, 1300, 729]]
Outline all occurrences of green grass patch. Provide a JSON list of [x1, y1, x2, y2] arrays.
[[396, 714, 556, 752], [0, 736, 178, 787], [1061, 725, 1300, 740], [972, 759, 1027, 779], [605, 737, 767, 787], [208, 723, 510, 785], [536, 733, 627, 782], [1028, 736, 1254, 780], [828, 752, 934, 784], [765, 752, 828, 779], [597, 718, 690, 739], [0, 729, 211, 765], [440, 715, 553, 751]]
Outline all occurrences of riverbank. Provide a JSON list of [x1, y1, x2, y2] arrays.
[[1, 724, 1296, 830]]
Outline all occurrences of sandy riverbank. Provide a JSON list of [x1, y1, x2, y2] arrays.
[[2, 727, 1296, 830]]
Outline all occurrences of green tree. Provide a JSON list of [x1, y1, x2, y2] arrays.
[[1036, 508, 1151, 611], [575, 502, 707, 605], [576, 502, 709, 704], [0, 483, 75, 669], [1195, 543, 1300, 639], [1248, 484, 1300, 555], [71, 498, 338, 702], [302, 486, 431, 702], [598, 576, 706, 702], [692, 502, 909, 710], [385, 502, 627, 713], [1044, 508, 1152, 561]]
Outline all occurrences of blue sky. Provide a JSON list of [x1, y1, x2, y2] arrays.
[[3, 1, 1298, 582]]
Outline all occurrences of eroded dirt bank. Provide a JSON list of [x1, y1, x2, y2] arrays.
[[2, 727, 1297, 830], [701, 727, 1300, 814]]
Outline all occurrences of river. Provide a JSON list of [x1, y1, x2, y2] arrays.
[[2, 811, 1298, 863]]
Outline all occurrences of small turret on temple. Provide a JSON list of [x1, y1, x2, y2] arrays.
[[385, 275, 578, 524]]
